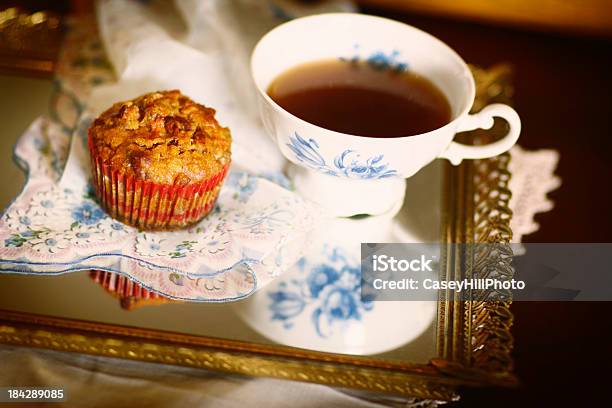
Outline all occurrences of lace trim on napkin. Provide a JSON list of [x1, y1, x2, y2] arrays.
[[508, 145, 561, 242]]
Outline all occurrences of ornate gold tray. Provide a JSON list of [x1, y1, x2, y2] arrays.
[[0, 8, 62, 77], [0, 15, 516, 399]]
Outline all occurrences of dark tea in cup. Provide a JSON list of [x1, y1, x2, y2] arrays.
[[267, 59, 451, 138]]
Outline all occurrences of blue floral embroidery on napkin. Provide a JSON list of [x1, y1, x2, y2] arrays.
[[71, 202, 105, 226]]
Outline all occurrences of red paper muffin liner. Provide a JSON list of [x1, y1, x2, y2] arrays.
[[89, 270, 174, 310], [88, 137, 229, 230]]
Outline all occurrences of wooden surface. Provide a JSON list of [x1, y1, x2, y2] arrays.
[[359, 0, 612, 37], [361, 6, 612, 406]]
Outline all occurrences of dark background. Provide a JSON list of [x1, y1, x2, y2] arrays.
[[359, 5, 612, 406]]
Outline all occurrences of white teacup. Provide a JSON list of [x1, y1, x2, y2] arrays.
[[251, 13, 520, 216]]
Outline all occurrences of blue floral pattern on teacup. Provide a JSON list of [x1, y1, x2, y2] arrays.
[[340, 46, 409, 73], [286, 133, 397, 180], [268, 247, 373, 337]]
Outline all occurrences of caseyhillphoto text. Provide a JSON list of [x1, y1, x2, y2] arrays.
[[371, 278, 526, 292]]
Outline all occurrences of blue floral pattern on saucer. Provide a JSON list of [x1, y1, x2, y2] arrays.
[[268, 246, 373, 337]]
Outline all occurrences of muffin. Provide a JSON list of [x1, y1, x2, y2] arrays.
[[88, 90, 231, 230], [89, 270, 176, 310]]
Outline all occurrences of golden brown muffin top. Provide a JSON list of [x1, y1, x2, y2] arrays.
[[89, 90, 231, 185]]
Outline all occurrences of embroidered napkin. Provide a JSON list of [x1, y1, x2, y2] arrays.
[[0, 117, 320, 302]]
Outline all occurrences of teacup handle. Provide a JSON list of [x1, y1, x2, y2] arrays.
[[439, 103, 521, 165]]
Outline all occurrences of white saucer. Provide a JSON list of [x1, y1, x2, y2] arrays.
[[233, 161, 442, 355]]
